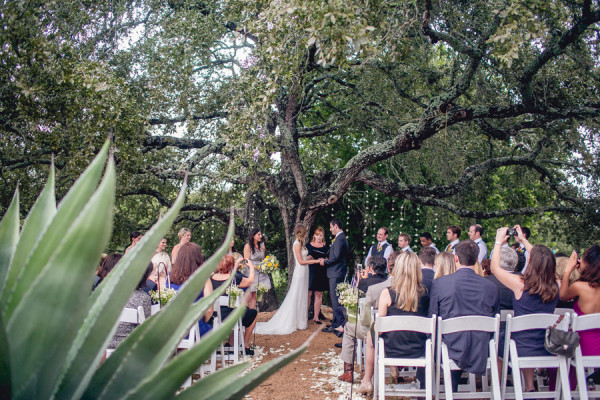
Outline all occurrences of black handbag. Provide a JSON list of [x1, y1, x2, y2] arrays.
[[544, 314, 580, 358]]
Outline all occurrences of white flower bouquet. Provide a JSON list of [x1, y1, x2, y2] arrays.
[[226, 284, 244, 307], [336, 282, 363, 323], [256, 283, 269, 301], [149, 287, 177, 306]]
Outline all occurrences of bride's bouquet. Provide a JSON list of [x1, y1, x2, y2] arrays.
[[336, 282, 363, 323], [257, 254, 279, 274]]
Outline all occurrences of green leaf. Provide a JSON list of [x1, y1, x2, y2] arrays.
[[124, 303, 245, 400], [85, 212, 235, 400], [7, 156, 115, 400], [0, 188, 19, 296], [0, 317, 11, 399], [176, 331, 316, 400], [2, 163, 56, 297], [176, 362, 249, 400], [1, 140, 110, 320], [54, 176, 189, 400]]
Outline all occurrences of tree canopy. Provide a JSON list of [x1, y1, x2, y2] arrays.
[[1, 0, 599, 276]]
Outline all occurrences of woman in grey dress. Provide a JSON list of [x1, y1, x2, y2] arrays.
[[243, 228, 271, 309]]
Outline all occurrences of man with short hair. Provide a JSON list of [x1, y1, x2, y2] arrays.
[[418, 246, 436, 294], [363, 227, 393, 265], [420, 232, 440, 254], [337, 251, 402, 382], [444, 225, 461, 253], [468, 224, 488, 263], [428, 240, 499, 392], [397, 233, 413, 253], [357, 256, 388, 293]]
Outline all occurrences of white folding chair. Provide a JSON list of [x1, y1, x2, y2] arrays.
[[373, 314, 437, 400], [436, 315, 501, 400], [572, 313, 600, 400], [215, 295, 244, 365], [502, 313, 572, 400], [106, 306, 146, 358], [176, 323, 201, 387]]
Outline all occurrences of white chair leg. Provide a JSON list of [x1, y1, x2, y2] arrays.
[[489, 340, 501, 400], [510, 341, 524, 400], [442, 344, 454, 400], [425, 344, 433, 400], [575, 348, 589, 400], [558, 356, 572, 400]]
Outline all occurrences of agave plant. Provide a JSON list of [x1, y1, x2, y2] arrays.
[[0, 141, 307, 399]]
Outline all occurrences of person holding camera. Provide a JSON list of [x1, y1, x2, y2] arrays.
[[357, 256, 388, 293]]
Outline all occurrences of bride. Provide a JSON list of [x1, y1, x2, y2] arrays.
[[255, 223, 322, 335]]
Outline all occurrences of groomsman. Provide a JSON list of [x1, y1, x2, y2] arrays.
[[420, 232, 440, 254], [320, 218, 349, 334], [444, 225, 461, 253], [468, 224, 487, 263], [363, 227, 393, 265], [397, 233, 413, 253]]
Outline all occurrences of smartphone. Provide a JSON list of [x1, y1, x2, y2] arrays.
[[356, 264, 363, 273]]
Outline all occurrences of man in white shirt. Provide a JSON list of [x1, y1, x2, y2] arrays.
[[363, 227, 393, 265], [468, 224, 487, 263], [419, 232, 440, 254], [397, 233, 413, 253], [444, 225, 461, 253]]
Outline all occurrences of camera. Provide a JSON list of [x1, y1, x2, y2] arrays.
[[240, 259, 248, 265], [507, 228, 517, 236]]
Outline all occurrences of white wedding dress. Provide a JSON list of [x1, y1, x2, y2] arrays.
[[255, 241, 308, 335]]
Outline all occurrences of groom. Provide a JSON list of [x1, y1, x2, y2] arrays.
[[320, 217, 348, 335]]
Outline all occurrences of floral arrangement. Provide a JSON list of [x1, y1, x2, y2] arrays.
[[336, 282, 363, 323], [226, 284, 244, 307], [149, 287, 177, 306], [256, 283, 269, 301], [257, 254, 279, 273]]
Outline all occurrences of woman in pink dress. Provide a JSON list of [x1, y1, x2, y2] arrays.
[[559, 245, 600, 389]]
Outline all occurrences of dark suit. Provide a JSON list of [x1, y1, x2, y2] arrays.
[[324, 232, 348, 328], [485, 274, 514, 310], [428, 268, 499, 379]]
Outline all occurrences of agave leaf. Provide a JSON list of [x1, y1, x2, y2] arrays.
[[54, 178, 189, 400], [7, 157, 116, 400], [176, 332, 316, 400], [123, 302, 245, 400], [85, 213, 235, 400], [174, 362, 249, 400], [0, 188, 19, 296], [2, 163, 56, 298], [0, 317, 11, 399], [2, 140, 110, 320]]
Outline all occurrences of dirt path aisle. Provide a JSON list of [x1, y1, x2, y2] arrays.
[[245, 307, 369, 400]]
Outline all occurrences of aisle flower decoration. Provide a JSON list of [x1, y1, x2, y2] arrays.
[[149, 287, 177, 306], [256, 283, 269, 301], [336, 282, 363, 323], [226, 284, 244, 307], [258, 254, 279, 273]]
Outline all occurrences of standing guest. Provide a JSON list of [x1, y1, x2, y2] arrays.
[[357, 252, 430, 394], [559, 245, 600, 389], [150, 237, 171, 290], [108, 263, 152, 350], [211, 254, 257, 356], [418, 246, 436, 293], [306, 226, 329, 324], [468, 224, 488, 263], [125, 231, 142, 254], [171, 228, 191, 265], [433, 251, 457, 279], [320, 218, 349, 335], [94, 253, 123, 290], [397, 233, 413, 253], [429, 240, 499, 392], [363, 227, 394, 265], [167, 242, 213, 336], [243, 227, 270, 310], [490, 226, 558, 393], [420, 232, 440, 254], [444, 225, 461, 253]]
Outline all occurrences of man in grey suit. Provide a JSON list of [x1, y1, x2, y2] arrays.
[[320, 217, 349, 333]]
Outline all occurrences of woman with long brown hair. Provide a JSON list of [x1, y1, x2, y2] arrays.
[[491, 226, 559, 393]]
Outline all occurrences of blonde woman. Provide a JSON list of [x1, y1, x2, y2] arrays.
[[357, 252, 430, 394], [434, 251, 457, 279], [255, 223, 321, 335], [171, 228, 191, 265]]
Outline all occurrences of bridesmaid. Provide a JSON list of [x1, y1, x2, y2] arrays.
[[306, 226, 329, 324], [171, 228, 191, 265], [243, 228, 270, 309]]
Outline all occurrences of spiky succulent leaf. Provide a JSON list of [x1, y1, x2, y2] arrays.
[[0, 189, 19, 296]]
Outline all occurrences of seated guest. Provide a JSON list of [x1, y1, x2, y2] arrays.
[[486, 246, 518, 310], [419, 247, 436, 293], [337, 251, 402, 383], [555, 256, 580, 308], [167, 242, 213, 337], [481, 259, 492, 276], [490, 226, 558, 393], [210, 254, 257, 356], [559, 245, 600, 390], [357, 255, 388, 293], [429, 240, 499, 392], [108, 263, 152, 350], [433, 251, 456, 279], [93, 253, 123, 291], [357, 252, 430, 394]]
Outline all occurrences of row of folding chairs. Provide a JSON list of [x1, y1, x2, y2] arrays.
[[372, 310, 600, 400]]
